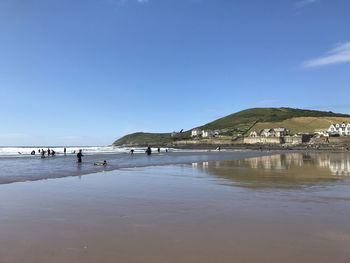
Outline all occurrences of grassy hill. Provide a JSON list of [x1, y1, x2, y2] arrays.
[[249, 116, 350, 134], [197, 107, 350, 135], [113, 108, 350, 146], [113, 132, 172, 147]]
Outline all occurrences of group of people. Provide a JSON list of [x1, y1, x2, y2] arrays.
[[29, 148, 57, 157], [29, 147, 67, 157], [26, 146, 171, 165], [129, 147, 169, 156]]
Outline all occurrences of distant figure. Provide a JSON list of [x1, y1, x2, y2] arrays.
[[77, 149, 83, 163], [130, 149, 134, 155], [64, 147, 67, 155], [38, 149, 41, 153], [18, 152, 22, 155], [216, 147, 221, 151], [94, 160, 107, 166], [51, 150, 56, 156], [157, 147, 160, 153], [146, 147, 152, 156], [41, 150, 45, 158], [165, 148, 169, 153], [47, 148, 51, 156], [31, 150, 35, 155]]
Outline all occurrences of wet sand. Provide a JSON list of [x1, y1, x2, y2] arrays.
[[0, 153, 350, 263]]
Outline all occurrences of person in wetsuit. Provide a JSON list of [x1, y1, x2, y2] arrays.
[[77, 149, 83, 163], [146, 147, 152, 156]]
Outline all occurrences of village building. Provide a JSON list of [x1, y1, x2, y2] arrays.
[[249, 131, 259, 137], [191, 129, 220, 138], [314, 129, 329, 137], [202, 130, 220, 138], [191, 129, 202, 137], [253, 128, 288, 138], [260, 129, 273, 137], [202, 130, 212, 138], [327, 123, 350, 136], [274, 128, 289, 137], [245, 127, 298, 145]]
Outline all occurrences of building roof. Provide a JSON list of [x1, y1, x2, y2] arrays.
[[274, 128, 287, 132]]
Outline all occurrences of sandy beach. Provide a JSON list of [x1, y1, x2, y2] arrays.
[[0, 152, 350, 263]]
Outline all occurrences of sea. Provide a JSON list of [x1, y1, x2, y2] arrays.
[[0, 146, 171, 157], [0, 146, 264, 184]]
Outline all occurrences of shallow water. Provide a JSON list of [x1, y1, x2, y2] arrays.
[[0, 153, 349, 263], [0, 150, 271, 184]]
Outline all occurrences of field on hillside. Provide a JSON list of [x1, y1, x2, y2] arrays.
[[249, 117, 350, 134]]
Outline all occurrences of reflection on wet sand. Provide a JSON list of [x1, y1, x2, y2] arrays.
[[1, 154, 350, 263], [192, 153, 350, 188]]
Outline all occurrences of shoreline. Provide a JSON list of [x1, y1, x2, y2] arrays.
[[0, 150, 286, 185]]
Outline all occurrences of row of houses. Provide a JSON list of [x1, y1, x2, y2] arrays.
[[191, 129, 220, 138], [249, 128, 289, 138], [315, 123, 350, 137]]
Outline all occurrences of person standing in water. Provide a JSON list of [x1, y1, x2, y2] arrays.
[[77, 149, 83, 163], [64, 147, 66, 155], [146, 147, 152, 156]]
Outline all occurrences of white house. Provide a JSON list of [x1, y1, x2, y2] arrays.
[[249, 131, 259, 137], [202, 130, 214, 138], [191, 129, 202, 137], [255, 128, 288, 138], [328, 123, 350, 136], [260, 129, 272, 137], [314, 129, 329, 137], [273, 128, 288, 137]]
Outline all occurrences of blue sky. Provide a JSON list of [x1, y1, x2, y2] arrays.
[[0, 0, 350, 146]]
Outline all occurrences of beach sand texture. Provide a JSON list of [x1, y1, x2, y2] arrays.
[[0, 152, 349, 263]]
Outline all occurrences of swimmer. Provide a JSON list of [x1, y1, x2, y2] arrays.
[[94, 160, 107, 166]]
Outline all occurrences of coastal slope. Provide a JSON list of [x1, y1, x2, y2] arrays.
[[113, 107, 350, 146]]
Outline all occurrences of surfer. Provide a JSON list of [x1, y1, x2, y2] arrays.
[[146, 147, 152, 156], [130, 149, 134, 155], [94, 160, 107, 166], [31, 150, 35, 155], [77, 149, 83, 163]]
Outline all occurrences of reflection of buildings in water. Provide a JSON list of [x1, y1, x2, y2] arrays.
[[317, 154, 350, 176], [202, 162, 209, 169], [192, 162, 209, 170], [243, 155, 282, 170], [193, 153, 350, 176], [243, 154, 305, 170]]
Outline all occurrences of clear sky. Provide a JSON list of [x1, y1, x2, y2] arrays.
[[0, 0, 350, 146]]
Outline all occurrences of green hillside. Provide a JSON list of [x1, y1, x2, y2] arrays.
[[197, 107, 350, 135], [113, 132, 172, 147], [249, 116, 350, 134], [113, 108, 350, 146]]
